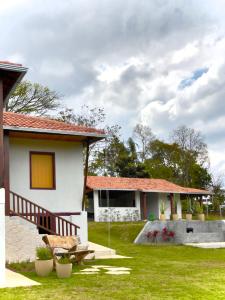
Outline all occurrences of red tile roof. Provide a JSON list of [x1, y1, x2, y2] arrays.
[[3, 112, 105, 136], [87, 176, 211, 194]]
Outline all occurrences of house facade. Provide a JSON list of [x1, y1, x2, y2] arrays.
[[86, 176, 211, 222], [0, 61, 105, 268]]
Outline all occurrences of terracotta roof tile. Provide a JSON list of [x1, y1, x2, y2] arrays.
[[3, 112, 105, 136], [87, 176, 211, 194]]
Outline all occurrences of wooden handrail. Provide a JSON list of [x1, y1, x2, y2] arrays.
[[9, 191, 80, 236]]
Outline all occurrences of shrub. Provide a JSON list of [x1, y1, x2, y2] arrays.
[[194, 201, 203, 214], [36, 247, 53, 260], [57, 257, 71, 264]]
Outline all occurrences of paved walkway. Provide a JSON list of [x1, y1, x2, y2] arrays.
[[0, 269, 40, 289], [185, 242, 225, 248], [86, 241, 131, 259]]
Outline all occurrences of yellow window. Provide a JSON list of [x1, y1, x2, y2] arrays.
[[30, 152, 55, 189]]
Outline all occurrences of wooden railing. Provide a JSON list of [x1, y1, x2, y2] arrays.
[[9, 191, 80, 236]]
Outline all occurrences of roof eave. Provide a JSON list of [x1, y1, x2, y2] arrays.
[[0, 63, 28, 104], [3, 125, 106, 140]]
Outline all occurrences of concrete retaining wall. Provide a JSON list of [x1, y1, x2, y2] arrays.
[[134, 220, 225, 244]]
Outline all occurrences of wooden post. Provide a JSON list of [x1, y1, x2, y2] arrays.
[[4, 132, 9, 215], [0, 80, 3, 188], [82, 140, 90, 211]]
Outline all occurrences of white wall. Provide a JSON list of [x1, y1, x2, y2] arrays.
[[0, 188, 5, 285], [93, 190, 141, 222], [9, 138, 84, 212]]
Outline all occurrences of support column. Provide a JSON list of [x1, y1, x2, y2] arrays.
[[4, 132, 9, 215], [93, 190, 99, 222], [82, 140, 90, 211], [143, 192, 147, 220], [135, 191, 141, 220], [0, 188, 5, 285], [0, 80, 3, 188]]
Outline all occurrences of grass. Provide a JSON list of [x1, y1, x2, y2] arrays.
[[2, 221, 225, 299]]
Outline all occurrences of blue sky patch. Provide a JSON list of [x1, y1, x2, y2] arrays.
[[179, 67, 208, 89]]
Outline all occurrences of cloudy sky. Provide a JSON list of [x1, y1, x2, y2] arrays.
[[1, 0, 225, 177]]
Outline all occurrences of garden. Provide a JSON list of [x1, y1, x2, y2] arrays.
[[1, 221, 225, 299]]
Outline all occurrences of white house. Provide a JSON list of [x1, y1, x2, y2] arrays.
[[0, 61, 105, 268], [86, 176, 211, 222]]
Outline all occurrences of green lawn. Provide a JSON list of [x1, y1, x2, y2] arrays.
[[2, 221, 225, 299]]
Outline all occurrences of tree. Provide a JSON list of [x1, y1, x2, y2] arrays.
[[144, 140, 182, 183], [7, 81, 61, 115], [211, 175, 225, 212], [90, 136, 148, 178], [133, 124, 155, 161], [171, 125, 208, 164], [144, 139, 211, 189], [57, 105, 105, 128], [171, 125, 209, 186]]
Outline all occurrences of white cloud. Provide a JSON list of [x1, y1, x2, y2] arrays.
[[1, 0, 225, 180]]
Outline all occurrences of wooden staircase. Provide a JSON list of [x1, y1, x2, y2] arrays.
[[9, 191, 80, 236]]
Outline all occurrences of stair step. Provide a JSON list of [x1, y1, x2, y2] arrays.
[[88, 242, 116, 259]]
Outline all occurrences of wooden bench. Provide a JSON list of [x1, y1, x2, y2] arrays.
[[42, 235, 94, 265]]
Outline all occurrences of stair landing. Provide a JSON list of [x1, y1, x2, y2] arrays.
[[86, 242, 131, 259]]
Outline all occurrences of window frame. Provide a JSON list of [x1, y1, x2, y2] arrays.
[[29, 151, 56, 190]]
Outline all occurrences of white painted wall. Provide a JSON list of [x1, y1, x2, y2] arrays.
[[9, 138, 84, 212], [72, 211, 88, 244], [0, 188, 5, 285], [93, 190, 141, 222]]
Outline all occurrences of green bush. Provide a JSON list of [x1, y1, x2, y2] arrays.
[[36, 247, 53, 260], [57, 257, 71, 264], [194, 201, 203, 214]]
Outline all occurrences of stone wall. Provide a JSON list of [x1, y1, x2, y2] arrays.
[[134, 220, 225, 244], [5, 216, 45, 263]]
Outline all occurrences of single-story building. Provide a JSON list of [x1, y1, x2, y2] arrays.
[[86, 176, 211, 222]]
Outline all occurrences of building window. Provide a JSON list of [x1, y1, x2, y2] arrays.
[[30, 152, 55, 189], [98, 190, 135, 207]]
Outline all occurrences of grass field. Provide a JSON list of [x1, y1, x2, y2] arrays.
[[2, 221, 225, 300]]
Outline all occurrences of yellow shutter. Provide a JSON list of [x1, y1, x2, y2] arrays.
[[31, 153, 54, 189]]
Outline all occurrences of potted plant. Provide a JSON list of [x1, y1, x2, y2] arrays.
[[35, 247, 53, 277], [160, 199, 166, 221], [195, 201, 205, 221], [172, 197, 178, 221], [56, 257, 72, 278], [185, 198, 192, 221]]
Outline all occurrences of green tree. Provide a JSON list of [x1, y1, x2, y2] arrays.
[[144, 139, 211, 189], [171, 125, 209, 186], [211, 175, 225, 212], [7, 81, 61, 115]]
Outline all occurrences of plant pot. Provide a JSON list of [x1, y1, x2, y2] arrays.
[[35, 259, 53, 277], [160, 214, 166, 221], [186, 214, 192, 221], [172, 214, 179, 221], [56, 263, 72, 278], [198, 213, 205, 221]]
